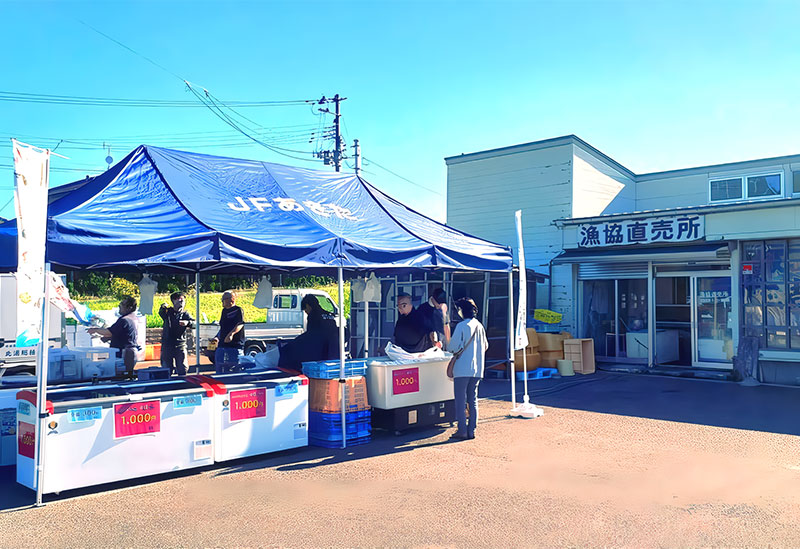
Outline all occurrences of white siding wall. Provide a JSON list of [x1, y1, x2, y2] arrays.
[[707, 204, 800, 240], [447, 143, 575, 332], [572, 145, 635, 217], [635, 173, 708, 211], [636, 163, 793, 211]]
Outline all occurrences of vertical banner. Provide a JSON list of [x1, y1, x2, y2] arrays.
[[12, 140, 50, 347], [514, 210, 528, 351]]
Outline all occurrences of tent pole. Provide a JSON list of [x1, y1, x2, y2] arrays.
[[35, 263, 52, 506], [508, 270, 516, 410], [337, 267, 347, 449], [195, 272, 201, 374], [364, 299, 369, 358]]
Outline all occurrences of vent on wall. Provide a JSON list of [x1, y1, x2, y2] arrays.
[[577, 262, 648, 280]]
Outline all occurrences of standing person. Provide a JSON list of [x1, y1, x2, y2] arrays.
[[446, 297, 488, 441], [209, 290, 245, 374], [159, 292, 195, 376], [88, 295, 140, 379], [393, 292, 433, 353], [417, 288, 451, 348], [277, 294, 339, 374]]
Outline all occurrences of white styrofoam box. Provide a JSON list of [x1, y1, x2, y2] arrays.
[[213, 374, 308, 462], [17, 385, 215, 494], [366, 356, 454, 410]]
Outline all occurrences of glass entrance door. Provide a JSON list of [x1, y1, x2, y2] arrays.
[[694, 276, 733, 366], [654, 272, 733, 368]]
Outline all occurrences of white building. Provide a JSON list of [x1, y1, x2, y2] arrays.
[[447, 135, 800, 384]]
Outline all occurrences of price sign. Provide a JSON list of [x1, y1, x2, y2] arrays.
[[114, 400, 161, 439], [18, 421, 35, 458], [230, 388, 266, 421], [68, 406, 102, 423], [392, 367, 420, 395], [173, 394, 202, 409], [275, 382, 298, 398]]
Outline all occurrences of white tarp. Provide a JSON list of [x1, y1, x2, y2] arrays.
[[12, 140, 49, 347]]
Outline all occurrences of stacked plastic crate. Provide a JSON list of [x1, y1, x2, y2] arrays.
[[301, 359, 371, 447]]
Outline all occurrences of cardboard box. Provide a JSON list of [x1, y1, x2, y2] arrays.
[[526, 328, 539, 348], [514, 351, 541, 371], [540, 350, 564, 368], [309, 376, 369, 413], [564, 339, 595, 374]]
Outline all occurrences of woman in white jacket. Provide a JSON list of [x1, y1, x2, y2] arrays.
[[446, 297, 489, 440]]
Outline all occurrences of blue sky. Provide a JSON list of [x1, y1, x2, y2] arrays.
[[2, 0, 799, 222]]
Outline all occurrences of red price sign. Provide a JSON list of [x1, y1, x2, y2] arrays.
[[18, 421, 35, 458], [743, 264, 753, 275], [392, 367, 420, 395], [114, 400, 161, 439], [230, 388, 266, 421]]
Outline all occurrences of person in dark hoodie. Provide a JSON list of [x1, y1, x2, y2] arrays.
[[393, 292, 433, 353], [159, 292, 195, 376], [278, 294, 340, 374]]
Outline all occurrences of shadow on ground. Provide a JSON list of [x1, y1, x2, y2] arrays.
[[479, 371, 800, 437], [4, 371, 798, 512], [0, 420, 474, 512]]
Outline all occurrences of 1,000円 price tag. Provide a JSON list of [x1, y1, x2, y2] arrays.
[[229, 388, 267, 421], [114, 400, 161, 438]]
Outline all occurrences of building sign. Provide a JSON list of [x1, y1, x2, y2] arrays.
[[578, 215, 704, 248]]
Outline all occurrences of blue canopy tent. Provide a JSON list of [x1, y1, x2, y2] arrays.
[[0, 145, 511, 274], [3, 145, 515, 475]]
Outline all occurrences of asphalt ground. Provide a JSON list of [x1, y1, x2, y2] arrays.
[[1, 372, 799, 547]]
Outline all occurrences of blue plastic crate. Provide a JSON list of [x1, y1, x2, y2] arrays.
[[515, 367, 557, 381], [309, 410, 372, 441], [301, 359, 368, 379], [309, 434, 372, 448], [310, 410, 371, 424]]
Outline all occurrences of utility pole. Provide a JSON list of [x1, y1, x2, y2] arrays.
[[314, 94, 347, 172], [353, 139, 361, 176], [333, 94, 342, 172]]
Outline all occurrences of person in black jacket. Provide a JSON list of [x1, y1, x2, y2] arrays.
[[278, 294, 340, 374], [159, 292, 195, 376], [393, 292, 433, 353]]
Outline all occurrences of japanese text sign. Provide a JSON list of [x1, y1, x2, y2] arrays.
[[114, 400, 161, 439], [392, 367, 420, 395], [17, 421, 35, 458], [578, 215, 704, 248], [230, 388, 267, 421]]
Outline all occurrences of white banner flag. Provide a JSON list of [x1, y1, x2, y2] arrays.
[[12, 140, 50, 347], [514, 210, 528, 350]]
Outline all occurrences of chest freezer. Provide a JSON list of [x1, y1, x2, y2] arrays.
[[16, 378, 216, 494], [208, 371, 308, 462], [366, 356, 455, 410]]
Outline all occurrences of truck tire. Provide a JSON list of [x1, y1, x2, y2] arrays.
[[244, 340, 266, 357]]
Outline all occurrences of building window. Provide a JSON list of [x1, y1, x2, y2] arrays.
[[710, 173, 783, 203], [793, 171, 800, 194], [741, 239, 800, 349], [710, 178, 743, 201], [747, 174, 781, 198]]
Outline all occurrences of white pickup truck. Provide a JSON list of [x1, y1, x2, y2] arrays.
[[199, 288, 341, 358]]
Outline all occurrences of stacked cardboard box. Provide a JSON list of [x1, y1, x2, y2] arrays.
[[538, 331, 573, 368], [513, 328, 542, 371], [308, 376, 369, 413]]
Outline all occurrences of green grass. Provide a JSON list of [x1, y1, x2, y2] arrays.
[[79, 284, 350, 328]]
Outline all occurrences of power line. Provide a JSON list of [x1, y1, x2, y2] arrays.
[[0, 90, 312, 108], [362, 157, 443, 196]]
